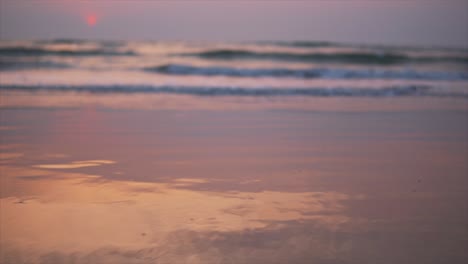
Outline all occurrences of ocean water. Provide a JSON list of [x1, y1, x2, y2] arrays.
[[0, 40, 467, 100], [1, 40, 468, 264]]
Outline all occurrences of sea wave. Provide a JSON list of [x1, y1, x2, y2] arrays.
[[183, 49, 468, 65], [0, 60, 71, 70], [269, 41, 468, 53], [144, 64, 468, 81], [35, 39, 91, 44], [263, 41, 336, 48], [1, 84, 463, 98], [0, 46, 136, 56]]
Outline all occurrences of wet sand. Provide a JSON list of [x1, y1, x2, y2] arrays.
[[1, 103, 467, 263]]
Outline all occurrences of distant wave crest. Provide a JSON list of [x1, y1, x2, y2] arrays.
[[271, 41, 335, 48], [144, 64, 468, 81], [2, 84, 463, 98], [183, 49, 468, 65], [0, 47, 136, 57], [0, 60, 71, 70]]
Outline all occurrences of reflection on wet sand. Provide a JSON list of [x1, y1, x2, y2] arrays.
[[1, 108, 467, 264], [34, 160, 115, 169], [1, 164, 357, 263]]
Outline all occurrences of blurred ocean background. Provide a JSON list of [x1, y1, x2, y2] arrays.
[[1, 40, 467, 100]]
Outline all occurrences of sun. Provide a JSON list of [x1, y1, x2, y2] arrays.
[[86, 14, 98, 27]]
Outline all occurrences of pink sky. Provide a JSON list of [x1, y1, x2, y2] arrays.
[[0, 0, 467, 47]]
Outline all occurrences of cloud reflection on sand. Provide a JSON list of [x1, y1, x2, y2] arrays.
[[0, 165, 361, 263], [33, 160, 115, 169]]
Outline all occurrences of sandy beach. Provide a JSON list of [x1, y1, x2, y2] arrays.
[[1, 95, 467, 263]]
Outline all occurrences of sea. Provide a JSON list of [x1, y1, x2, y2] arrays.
[[0, 39, 467, 100]]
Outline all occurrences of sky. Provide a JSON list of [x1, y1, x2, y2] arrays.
[[0, 0, 467, 48]]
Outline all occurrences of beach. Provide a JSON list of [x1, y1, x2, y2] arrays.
[[1, 40, 467, 263]]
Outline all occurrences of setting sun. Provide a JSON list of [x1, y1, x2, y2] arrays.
[[85, 14, 97, 27]]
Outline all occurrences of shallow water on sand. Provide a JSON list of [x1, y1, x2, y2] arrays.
[[1, 107, 467, 264]]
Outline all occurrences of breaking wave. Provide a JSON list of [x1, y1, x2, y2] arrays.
[[183, 49, 468, 65], [2, 84, 463, 98], [263, 41, 336, 48], [144, 64, 468, 81], [0, 60, 71, 70], [0, 46, 136, 57]]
